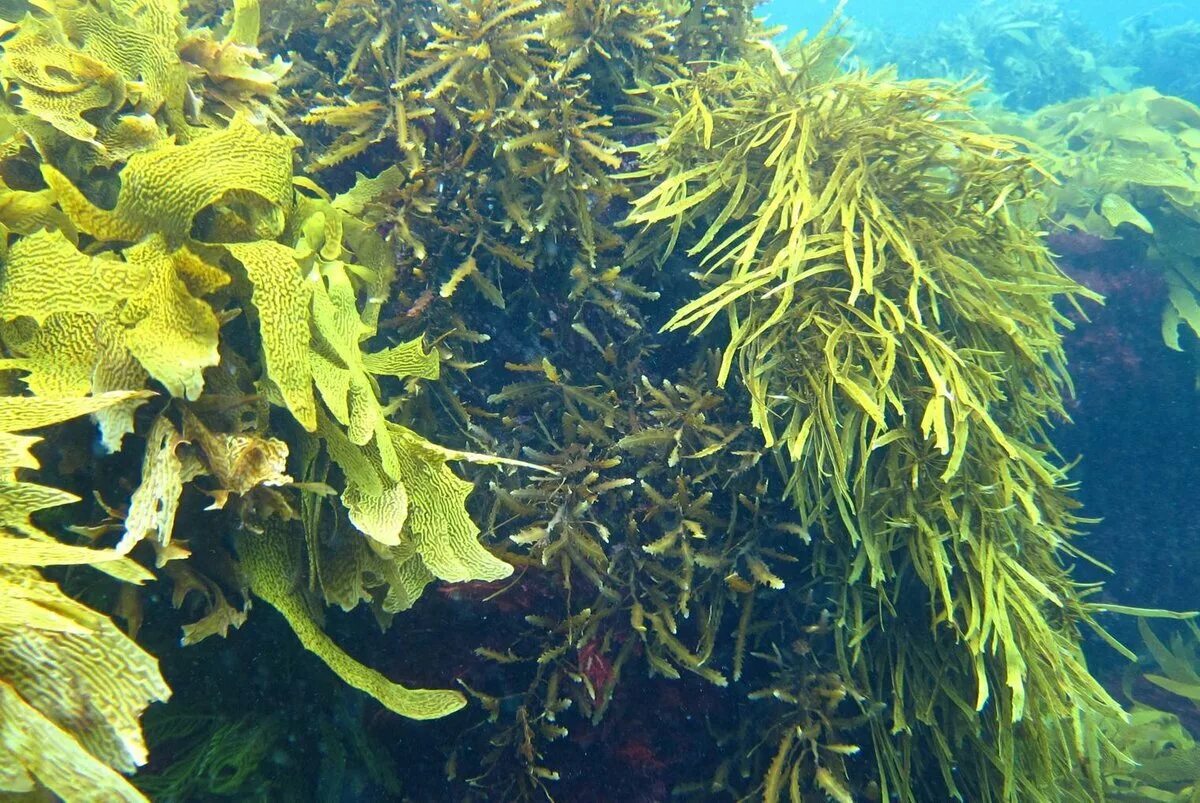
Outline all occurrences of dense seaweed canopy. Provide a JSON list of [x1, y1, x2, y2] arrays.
[[621, 33, 1128, 800], [0, 0, 1179, 800]]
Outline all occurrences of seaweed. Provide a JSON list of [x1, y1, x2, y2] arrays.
[[445, 350, 806, 793], [1088, 620, 1200, 802], [0, 1, 1169, 800], [0, 393, 167, 802], [0, 2, 522, 796], [1006, 89, 1200, 369], [623, 32, 1121, 800]]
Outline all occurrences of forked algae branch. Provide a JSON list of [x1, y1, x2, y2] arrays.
[[621, 29, 1125, 802]]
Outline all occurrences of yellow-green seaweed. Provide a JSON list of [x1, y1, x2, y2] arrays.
[[237, 520, 467, 720], [623, 31, 1117, 801]]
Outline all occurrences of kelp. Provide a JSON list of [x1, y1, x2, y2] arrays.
[[0, 0, 283, 152], [1091, 620, 1200, 802], [0, 231, 226, 410], [237, 519, 468, 720], [0, 393, 167, 802], [1137, 619, 1200, 710], [0, 2, 523, 790], [623, 33, 1119, 800], [42, 113, 294, 246], [1102, 706, 1200, 802], [1005, 89, 1200, 362]]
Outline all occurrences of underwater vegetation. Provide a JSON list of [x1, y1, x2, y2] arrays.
[[1116, 16, 1200, 108], [621, 32, 1127, 801], [0, 394, 168, 800], [1093, 620, 1200, 802], [0, 0, 1190, 801], [1001, 89, 1200, 376], [850, 0, 1132, 112], [0, 0, 527, 795]]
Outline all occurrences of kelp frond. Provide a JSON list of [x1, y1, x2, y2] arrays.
[[1005, 89, 1200, 363], [0, 393, 167, 802]]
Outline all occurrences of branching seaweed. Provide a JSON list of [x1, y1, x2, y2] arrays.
[[624, 33, 1120, 801]]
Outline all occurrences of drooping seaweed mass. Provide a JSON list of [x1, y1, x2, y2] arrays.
[[0, 0, 1187, 801]]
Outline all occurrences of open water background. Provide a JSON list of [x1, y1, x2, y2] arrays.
[[763, 0, 1194, 37]]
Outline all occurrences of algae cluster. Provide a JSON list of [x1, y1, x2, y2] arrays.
[[998, 90, 1200, 369], [0, 0, 1173, 801]]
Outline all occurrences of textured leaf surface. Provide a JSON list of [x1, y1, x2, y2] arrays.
[[0, 567, 168, 799], [0, 14, 124, 143], [43, 114, 294, 245], [0, 231, 222, 402], [388, 423, 513, 583], [237, 522, 466, 720], [226, 240, 318, 430], [0, 680, 147, 801]]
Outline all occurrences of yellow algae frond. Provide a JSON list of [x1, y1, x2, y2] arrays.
[[0, 177, 74, 237], [0, 391, 151, 439], [179, 0, 291, 119], [43, 0, 188, 116], [0, 569, 170, 769], [622, 33, 1115, 800], [120, 413, 195, 554], [0, 230, 225, 404], [180, 407, 292, 507], [316, 407, 512, 584], [226, 200, 437, 437], [116, 237, 225, 400], [387, 422, 511, 582], [0, 13, 124, 144], [43, 113, 294, 245], [0, 392, 165, 802], [237, 519, 466, 720], [0, 229, 144, 322], [225, 239, 318, 429]]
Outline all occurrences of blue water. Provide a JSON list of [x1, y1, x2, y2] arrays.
[[763, 0, 1195, 37]]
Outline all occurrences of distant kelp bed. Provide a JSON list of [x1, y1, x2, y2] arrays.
[[851, 0, 1200, 111], [0, 1, 1197, 802]]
